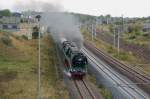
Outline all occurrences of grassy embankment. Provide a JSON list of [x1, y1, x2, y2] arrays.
[[122, 31, 150, 49], [0, 32, 69, 99], [122, 32, 150, 73], [82, 28, 143, 64], [97, 24, 150, 49], [81, 27, 150, 98], [81, 27, 150, 74]]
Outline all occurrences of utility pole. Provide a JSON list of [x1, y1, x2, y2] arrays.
[[92, 24, 94, 41], [36, 15, 41, 99], [94, 17, 97, 39], [122, 14, 124, 33], [113, 25, 116, 48], [38, 21, 41, 99], [117, 28, 120, 53], [87, 24, 89, 31], [117, 14, 123, 54]]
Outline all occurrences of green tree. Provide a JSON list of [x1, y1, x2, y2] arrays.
[[105, 14, 111, 18], [128, 23, 142, 33], [0, 9, 11, 17]]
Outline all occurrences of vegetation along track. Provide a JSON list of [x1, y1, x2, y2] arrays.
[[84, 41, 150, 94], [74, 79, 97, 99], [82, 47, 148, 98], [96, 31, 150, 63]]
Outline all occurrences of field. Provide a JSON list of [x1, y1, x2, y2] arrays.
[[0, 32, 69, 99]]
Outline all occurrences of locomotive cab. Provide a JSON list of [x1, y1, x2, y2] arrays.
[[61, 40, 88, 79]]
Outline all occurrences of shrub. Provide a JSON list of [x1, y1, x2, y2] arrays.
[[129, 35, 136, 39], [114, 52, 129, 61], [135, 32, 141, 36], [107, 46, 114, 53], [21, 35, 28, 40], [142, 33, 149, 37], [0, 36, 12, 46]]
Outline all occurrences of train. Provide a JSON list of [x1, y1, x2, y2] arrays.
[[60, 38, 88, 79]]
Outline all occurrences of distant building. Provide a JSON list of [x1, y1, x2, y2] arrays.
[[0, 16, 21, 31], [1, 23, 18, 29], [21, 11, 42, 23], [143, 23, 150, 32], [12, 12, 21, 17]]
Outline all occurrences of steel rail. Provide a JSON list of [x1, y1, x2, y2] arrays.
[[74, 79, 97, 99], [82, 47, 148, 99], [84, 42, 150, 94]]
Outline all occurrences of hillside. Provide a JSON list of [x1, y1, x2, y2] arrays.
[[0, 32, 69, 99]]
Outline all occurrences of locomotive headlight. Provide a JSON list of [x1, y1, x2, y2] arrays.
[[78, 58, 82, 61]]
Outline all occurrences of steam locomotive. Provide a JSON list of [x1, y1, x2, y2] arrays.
[[60, 38, 88, 79]]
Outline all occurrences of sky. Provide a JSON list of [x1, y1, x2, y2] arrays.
[[0, 0, 150, 17]]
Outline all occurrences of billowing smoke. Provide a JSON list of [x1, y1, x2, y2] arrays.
[[13, 0, 83, 49], [13, 0, 63, 12], [40, 12, 83, 49]]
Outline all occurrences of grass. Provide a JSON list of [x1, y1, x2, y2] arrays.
[[81, 28, 142, 64], [144, 65, 150, 75], [82, 27, 150, 97], [98, 85, 112, 99], [0, 32, 69, 99], [82, 27, 150, 74], [122, 32, 150, 49]]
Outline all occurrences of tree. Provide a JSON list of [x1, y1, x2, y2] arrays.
[[0, 9, 11, 16], [105, 14, 111, 18], [128, 23, 142, 33]]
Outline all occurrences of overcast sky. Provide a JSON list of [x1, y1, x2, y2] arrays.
[[0, 0, 150, 17]]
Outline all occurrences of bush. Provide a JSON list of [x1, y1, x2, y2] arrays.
[[114, 52, 129, 61], [14, 36, 21, 40], [129, 35, 136, 39], [0, 9, 11, 16], [135, 32, 141, 36], [21, 35, 28, 40], [137, 42, 145, 46], [0, 36, 12, 46], [107, 46, 114, 53], [142, 33, 149, 37]]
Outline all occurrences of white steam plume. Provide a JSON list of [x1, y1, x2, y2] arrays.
[[40, 12, 83, 49], [13, 0, 63, 12], [13, 0, 83, 49]]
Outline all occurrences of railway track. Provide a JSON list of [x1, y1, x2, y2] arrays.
[[96, 31, 150, 63], [84, 42, 150, 95], [74, 79, 97, 99], [55, 43, 102, 99], [82, 47, 150, 98]]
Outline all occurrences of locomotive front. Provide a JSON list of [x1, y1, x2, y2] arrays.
[[61, 39, 88, 79], [71, 52, 88, 78]]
